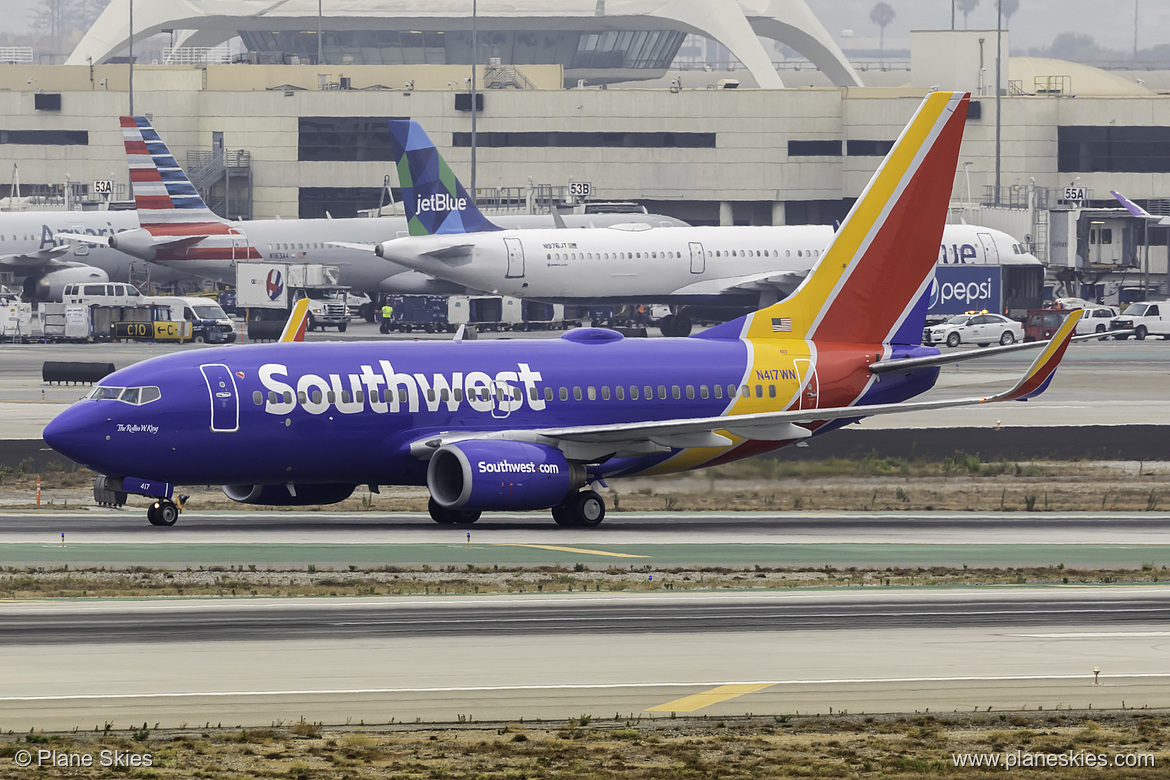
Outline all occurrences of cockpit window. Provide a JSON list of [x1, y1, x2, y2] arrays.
[[87, 385, 161, 405]]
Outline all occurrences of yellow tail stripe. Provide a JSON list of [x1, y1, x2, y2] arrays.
[[744, 92, 955, 342]]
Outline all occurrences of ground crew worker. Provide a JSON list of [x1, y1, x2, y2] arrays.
[[380, 301, 395, 334]]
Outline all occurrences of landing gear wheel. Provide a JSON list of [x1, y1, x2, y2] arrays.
[[555, 490, 605, 528], [428, 497, 456, 524], [999, 331, 1016, 345], [428, 498, 480, 525], [551, 502, 575, 526], [147, 499, 179, 526], [946, 332, 960, 348]]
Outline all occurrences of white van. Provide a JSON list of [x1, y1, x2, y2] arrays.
[[62, 282, 144, 306], [1110, 301, 1170, 340], [147, 296, 237, 344]]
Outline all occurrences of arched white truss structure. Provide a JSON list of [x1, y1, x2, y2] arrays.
[[67, 0, 861, 88]]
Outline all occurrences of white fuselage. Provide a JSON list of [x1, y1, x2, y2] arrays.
[[378, 223, 1039, 304], [0, 210, 187, 290], [146, 213, 687, 294]]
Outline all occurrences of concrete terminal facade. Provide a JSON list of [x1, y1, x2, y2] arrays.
[[1, 39, 1169, 300]]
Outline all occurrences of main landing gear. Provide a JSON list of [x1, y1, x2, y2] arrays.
[[551, 489, 606, 528], [428, 498, 481, 525]]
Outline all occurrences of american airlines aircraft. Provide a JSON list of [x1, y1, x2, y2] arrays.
[[371, 121, 1041, 335], [0, 209, 165, 300], [61, 117, 686, 302], [44, 92, 1083, 528]]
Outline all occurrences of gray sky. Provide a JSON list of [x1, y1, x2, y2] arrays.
[[2, 1, 1168, 56]]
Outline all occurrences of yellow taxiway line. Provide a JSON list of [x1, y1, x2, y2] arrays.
[[646, 683, 774, 713], [495, 544, 648, 559]]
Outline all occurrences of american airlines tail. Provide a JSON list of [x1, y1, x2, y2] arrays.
[[121, 116, 222, 228], [386, 120, 501, 237], [703, 91, 970, 346]]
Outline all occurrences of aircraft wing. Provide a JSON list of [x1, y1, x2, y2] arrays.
[[669, 270, 806, 297], [0, 244, 73, 267], [412, 310, 1081, 461], [55, 231, 211, 252], [326, 241, 378, 253], [869, 312, 1113, 375]]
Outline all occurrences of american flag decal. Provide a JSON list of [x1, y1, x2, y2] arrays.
[[771, 318, 792, 332]]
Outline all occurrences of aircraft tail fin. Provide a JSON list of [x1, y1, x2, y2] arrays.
[[279, 298, 311, 343], [1111, 190, 1153, 219], [120, 116, 222, 226], [718, 91, 969, 345], [387, 120, 501, 237]]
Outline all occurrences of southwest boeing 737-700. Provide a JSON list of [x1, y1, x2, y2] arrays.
[[43, 91, 1083, 528]]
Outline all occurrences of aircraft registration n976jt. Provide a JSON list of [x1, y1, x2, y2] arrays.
[[43, 91, 1083, 528]]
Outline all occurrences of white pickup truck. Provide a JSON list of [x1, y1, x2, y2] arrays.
[[1110, 301, 1170, 340]]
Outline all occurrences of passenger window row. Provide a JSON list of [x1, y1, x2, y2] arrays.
[[251, 382, 785, 407], [544, 249, 817, 261]]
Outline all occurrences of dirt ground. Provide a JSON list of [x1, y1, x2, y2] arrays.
[[1, 710, 1165, 779]]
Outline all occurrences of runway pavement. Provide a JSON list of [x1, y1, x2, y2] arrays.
[[3, 588, 1169, 731], [3, 510, 1170, 567]]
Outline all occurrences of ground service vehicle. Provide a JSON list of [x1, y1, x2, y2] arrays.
[[147, 296, 236, 344], [236, 262, 350, 339], [1111, 301, 1170, 340]]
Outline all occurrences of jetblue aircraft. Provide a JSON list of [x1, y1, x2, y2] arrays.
[[59, 117, 686, 300], [367, 121, 1040, 335], [43, 92, 1083, 528]]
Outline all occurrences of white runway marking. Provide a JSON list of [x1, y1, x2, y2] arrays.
[[5, 673, 1170, 702]]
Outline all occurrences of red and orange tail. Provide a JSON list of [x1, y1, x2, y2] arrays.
[[279, 298, 311, 343], [741, 91, 969, 345]]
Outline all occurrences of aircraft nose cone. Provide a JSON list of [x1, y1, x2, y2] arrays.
[[43, 406, 97, 465]]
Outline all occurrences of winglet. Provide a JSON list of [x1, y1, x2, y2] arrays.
[[386, 120, 502, 237], [279, 298, 311, 343], [1111, 190, 1152, 219], [996, 309, 1082, 401]]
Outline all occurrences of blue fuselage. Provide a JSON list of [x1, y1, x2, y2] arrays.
[[43, 332, 940, 488]]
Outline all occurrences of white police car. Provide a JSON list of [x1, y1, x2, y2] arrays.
[[923, 311, 1023, 348]]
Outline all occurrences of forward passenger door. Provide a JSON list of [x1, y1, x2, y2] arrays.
[[689, 242, 705, 274]]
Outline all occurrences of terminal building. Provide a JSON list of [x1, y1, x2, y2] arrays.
[[1, 0, 1167, 303]]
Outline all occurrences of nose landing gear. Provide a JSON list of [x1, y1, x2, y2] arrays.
[[146, 495, 187, 526]]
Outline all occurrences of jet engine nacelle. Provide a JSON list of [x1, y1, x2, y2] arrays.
[[107, 228, 158, 261], [23, 265, 110, 301], [222, 483, 356, 506], [427, 441, 585, 511]]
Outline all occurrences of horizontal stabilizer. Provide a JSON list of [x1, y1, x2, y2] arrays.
[[0, 244, 72, 266]]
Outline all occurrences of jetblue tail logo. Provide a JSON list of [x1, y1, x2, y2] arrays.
[[417, 192, 468, 214], [387, 120, 501, 237]]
